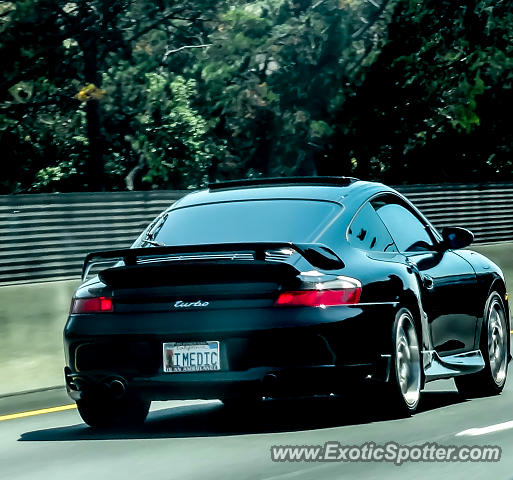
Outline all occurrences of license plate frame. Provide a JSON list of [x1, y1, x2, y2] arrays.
[[163, 341, 220, 373]]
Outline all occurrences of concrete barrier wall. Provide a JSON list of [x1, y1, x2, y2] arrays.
[[0, 243, 511, 396], [0, 279, 80, 396]]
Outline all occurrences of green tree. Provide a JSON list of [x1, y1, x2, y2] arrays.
[[2, 0, 513, 192], [335, 0, 513, 183], [0, 0, 218, 192], [199, 0, 394, 179], [131, 73, 213, 189]]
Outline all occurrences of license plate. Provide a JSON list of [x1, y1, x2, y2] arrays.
[[163, 341, 220, 373]]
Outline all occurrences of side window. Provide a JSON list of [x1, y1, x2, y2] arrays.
[[348, 203, 398, 252], [373, 200, 434, 253]]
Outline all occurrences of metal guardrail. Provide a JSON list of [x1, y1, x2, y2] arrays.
[[1, 183, 512, 285], [397, 183, 513, 244], [0, 191, 184, 285]]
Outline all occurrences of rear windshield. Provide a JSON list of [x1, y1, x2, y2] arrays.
[[151, 200, 342, 245]]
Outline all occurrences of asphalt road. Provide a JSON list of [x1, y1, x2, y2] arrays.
[[2, 361, 513, 480]]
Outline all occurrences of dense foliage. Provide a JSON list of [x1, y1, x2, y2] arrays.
[[1, 0, 512, 193]]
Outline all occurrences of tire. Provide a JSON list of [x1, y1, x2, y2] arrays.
[[380, 308, 422, 416], [455, 291, 509, 398], [77, 395, 150, 428]]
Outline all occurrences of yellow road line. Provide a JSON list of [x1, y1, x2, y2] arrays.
[[0, 404, 76, 422]]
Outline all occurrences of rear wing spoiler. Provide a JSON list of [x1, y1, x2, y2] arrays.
[[82, 242, 344, 281]]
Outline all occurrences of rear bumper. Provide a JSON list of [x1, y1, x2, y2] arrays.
[[63, 303, 397, 401], [65, 362, 391, 401]]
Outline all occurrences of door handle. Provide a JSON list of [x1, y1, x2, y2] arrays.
[[421, 274, 434, 290]]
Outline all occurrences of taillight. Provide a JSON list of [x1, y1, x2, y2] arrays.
[[275, 276, 361, 307], [71, 297, 114, 314]]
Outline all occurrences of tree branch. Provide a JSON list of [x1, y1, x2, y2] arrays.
[[162, 43, 212, 61], [352, 0, 391, 40]]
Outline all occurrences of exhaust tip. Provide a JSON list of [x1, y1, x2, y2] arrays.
[[107, 378, 126, 398], [263, 373, 279, 394]]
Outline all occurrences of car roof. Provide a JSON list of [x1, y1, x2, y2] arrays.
[[169, 178, 396, 212]]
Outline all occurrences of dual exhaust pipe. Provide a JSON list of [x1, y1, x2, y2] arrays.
[[263, 373, 279, 394], [69, 372, 278, 399], [65, 371, 127, 399], [106, 378, 126, 398]]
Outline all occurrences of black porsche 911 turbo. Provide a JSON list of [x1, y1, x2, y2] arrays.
[[64, 177, 510, 427]]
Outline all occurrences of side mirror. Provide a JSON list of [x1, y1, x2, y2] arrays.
[[440, 227, 474, 250]]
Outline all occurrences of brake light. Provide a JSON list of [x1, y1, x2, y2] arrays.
[[275, 289, 361, 307], [71, 297, 114, 314], [275, 276, 361, 307]]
